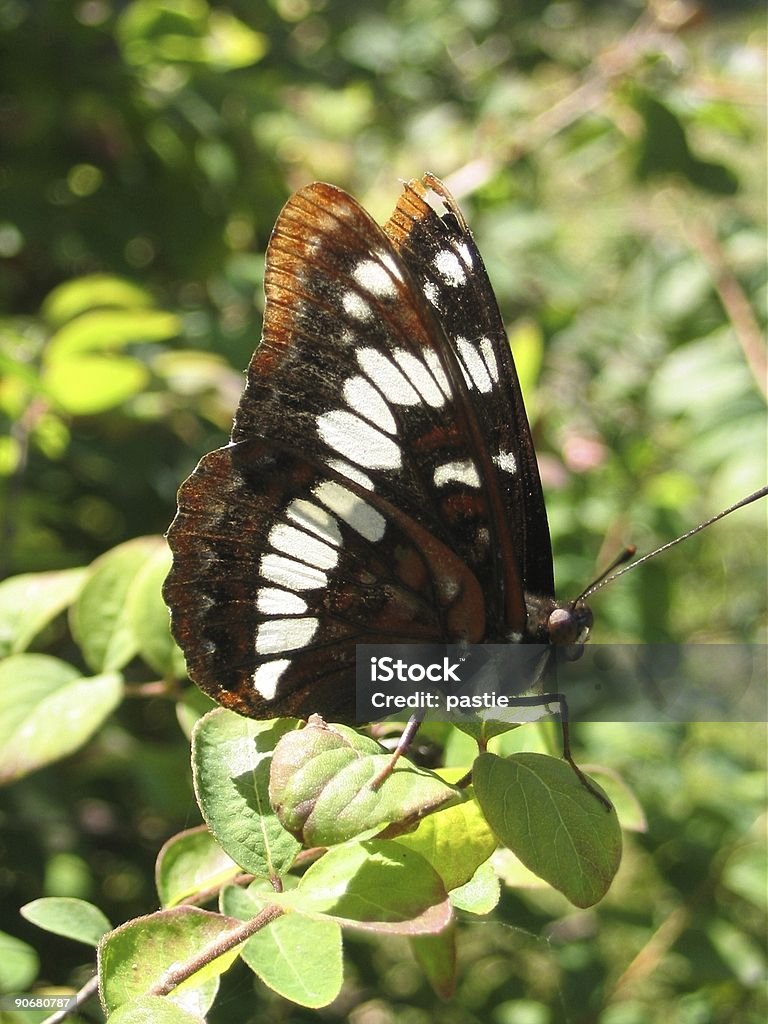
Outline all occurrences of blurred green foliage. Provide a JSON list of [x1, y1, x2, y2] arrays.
[[0, 0, 765, 1021]]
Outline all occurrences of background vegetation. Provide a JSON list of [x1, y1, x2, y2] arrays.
[[1, 1, 765, 1022]]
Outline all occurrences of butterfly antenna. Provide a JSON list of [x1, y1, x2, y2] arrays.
[[574, 545, 637, 604], [580, 485, 768, 601]]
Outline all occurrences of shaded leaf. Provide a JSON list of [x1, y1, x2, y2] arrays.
[[221, 885, 343, 1008], [410, 924, 457, 1000], [392, 795, 497, 891], [449, 860, 500, 914], [46, 309, 180, 360], [107, 995, 206, 1023], [275, 840, 453, 936], [156, 827, 240, 909], [126, 543, 184, 678], [473, 752, 621, 908], [98, 907, 241, 1017], [0, 929, 39, 993], [44, 354, 149, 415], [270, 718, 462, 847], [42, 275, 154, 326]]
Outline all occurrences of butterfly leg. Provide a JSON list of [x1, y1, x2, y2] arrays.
[[369, 712, 425, 789], [507, 692, 612, 810]]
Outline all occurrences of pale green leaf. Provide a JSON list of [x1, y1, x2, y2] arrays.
[[0, 568, 87, 657], [21, 897, 111, 946], [0, 654, 123, 784]]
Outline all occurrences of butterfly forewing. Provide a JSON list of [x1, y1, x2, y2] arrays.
[[384, 174, 554, 599], [236, 182, 528, 619], [165, 175, 540, 719]]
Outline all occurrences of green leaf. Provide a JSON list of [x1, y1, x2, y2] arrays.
[[107, 995, 206, 1023], [391, 796, 497, 892], [71, 537, 167, 672], [269, 718, 462, 846], [156, 827, 240, 909], [44, 354, 149, 415], [632, 92, 738, 194], [0, 568, 87, 657], [118, 1, 267, 70], [21, 897, 111, 946], [473, 752, 621, 908], [191, 710, 301, 879], [98, 907, 241, 1017], [449, 860, 500, 914], [410, 924, 457, 1000], [242, 913, 342, 1008], [46, 309, 180, 360], [0, 654, 123, 784], [221, 885, 343, 1008], [722, 840, 767, 913], [278, 840, 452, 936], [126, 543, 181, 677], [42, 275, 154, 326], [453, 716, 526, 746], [0, 929, 39, 993]]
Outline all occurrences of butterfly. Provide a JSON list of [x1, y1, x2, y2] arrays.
[[162, 173, 765, 733]]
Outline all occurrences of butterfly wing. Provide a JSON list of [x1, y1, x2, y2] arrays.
[[163, 439, 486, 719], [385, 174, 554, 600], [165, 179, 543, 719]]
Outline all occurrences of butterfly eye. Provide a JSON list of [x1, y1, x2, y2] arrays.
[[548, 604, 593, 654]]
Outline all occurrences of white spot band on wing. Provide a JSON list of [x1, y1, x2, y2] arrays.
[[357, 348, 420, 406], [268, 522, 339, 569], [433, 249, 466, 286], [255, 617, 319, 655], [286, 499, 342, 547], [456, 336, 493, 393], [252, 659, 290, 699], [423, 280, 440, 307], [317, 409, 402, 469], [342, 290, 373, 321], [392, 349, 447, 408], [314, 480, 386, 542], [326, 459, 374, 490], [256, 588, 309, 615], [352, 258, 399, 298], [260, 553, 327, 591], [493, 450, 517, 474], [343, 375, 397, 434], [479, 336, 499, 382], [433, 459, 481, 489]]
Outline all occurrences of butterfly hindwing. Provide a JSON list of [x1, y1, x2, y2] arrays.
[[163, 439, 485, 719]]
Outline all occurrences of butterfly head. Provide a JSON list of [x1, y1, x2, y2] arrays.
[[522, 593, 593, 661], [547, 601, 593, 661]]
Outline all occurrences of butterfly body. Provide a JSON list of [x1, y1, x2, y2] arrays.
[[164, 175, 592, 723]]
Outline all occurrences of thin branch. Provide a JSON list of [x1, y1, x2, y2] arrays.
[[444, 8, 676, 199], [40, 974, 99, 1024], [149, 905, 284, 997], [691, 223, 767, 399]]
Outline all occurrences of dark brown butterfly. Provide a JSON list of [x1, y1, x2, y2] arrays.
[[163, 174, 766, 752]]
